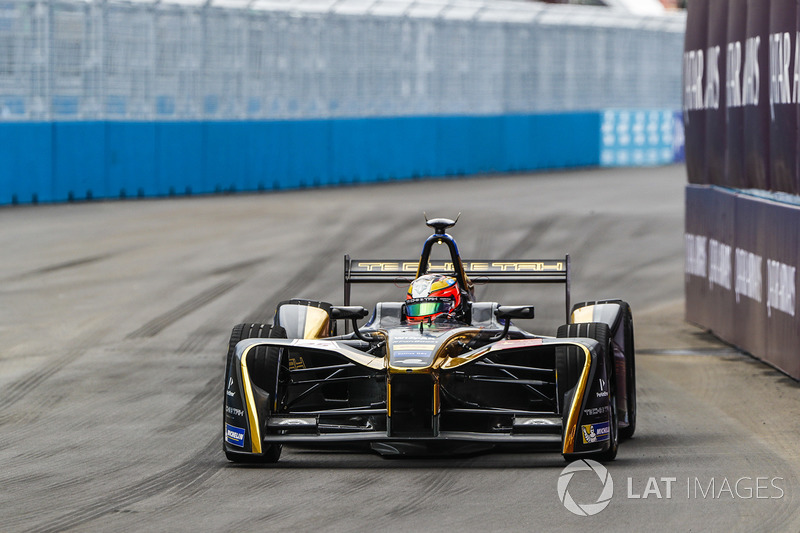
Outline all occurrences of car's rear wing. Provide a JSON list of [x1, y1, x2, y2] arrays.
[[343, 254, 571, 320]]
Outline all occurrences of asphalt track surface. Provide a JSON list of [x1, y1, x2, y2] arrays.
[[1, 165, 799, 532]]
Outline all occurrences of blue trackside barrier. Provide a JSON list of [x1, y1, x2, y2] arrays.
[[155, 122, 203, 197], [0, 110, 676, 206], [0, 110, 682, 205], [52, 122, 106, 202], [0, 122, 53, 204], [108, 122, 158, 198]]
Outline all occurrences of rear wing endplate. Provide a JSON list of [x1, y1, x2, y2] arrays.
[[343, 255, 571, 321]]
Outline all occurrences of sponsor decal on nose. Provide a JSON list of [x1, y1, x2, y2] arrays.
[[225, 423, 246, 447]]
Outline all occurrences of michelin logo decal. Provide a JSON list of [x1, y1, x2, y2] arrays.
[[225, 423, 246, 447], [581, 422, 610, 444]]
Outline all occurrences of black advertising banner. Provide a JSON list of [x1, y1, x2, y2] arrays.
[[797, 4, 800, 197], [725, 0, 748, 188], [731, 194, 768, 358], [767, 0, 798, 194], [743, 0, 771, 190], [685, 186, 712, 327], [685, 186, 800, 379], [684, 186, 737, 341], [706, 189, 736, 342], [684, 0, 709, 184], [705, 0, 728, 187], [762, 201, 800, 378], [685, 1, 800, 379]]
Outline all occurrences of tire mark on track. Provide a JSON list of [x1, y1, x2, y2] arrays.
[[208, 256, 268, 276], [243, 225, 352, 323], [561, 214, 618, 259], [175, 327, 227, 354], [470, 228, 494, 259], [478, 219, 556, 303], [30, 435, 221, 533], [0, 348, 85, 410], [344, 471, 383, 493], [127, 280, 242, 338], [387, 470, 469, 518], [0, 471, 51, 486], [252, 507, 302, 526], [225, 468, 384, 531], [165, 319, 243, 434], [498, 219, 556, 258], [159, 376, 221, 433], [10, 253, 112, 280], [578, 249, 681, 305], [358, 213, 423, 251]]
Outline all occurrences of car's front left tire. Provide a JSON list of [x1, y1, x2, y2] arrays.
[[223, 323, 283, 464]]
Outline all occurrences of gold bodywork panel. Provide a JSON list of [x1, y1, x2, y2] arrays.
[[571, 305, 595, 324], [561, 342, 592, 454], [302, 306, 330, 339], [239, 344, 262, 454], [386, 327, 482, 373], [439, 337, 543, 370]]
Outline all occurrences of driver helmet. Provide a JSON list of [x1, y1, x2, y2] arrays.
[[405, 274, 461, 322]]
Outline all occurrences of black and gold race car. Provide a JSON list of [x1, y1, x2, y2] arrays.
[[223, 217, 636, 463]]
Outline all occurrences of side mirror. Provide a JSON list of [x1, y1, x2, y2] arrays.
[[331, 306, 374, 343], [492, 306, 534, 341], [495, 305, 535, 321], [331, 306, 369, 321]]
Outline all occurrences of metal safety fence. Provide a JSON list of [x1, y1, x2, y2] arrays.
[[0, 0, 685, 122]]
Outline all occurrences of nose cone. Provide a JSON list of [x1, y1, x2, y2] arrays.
[[388, 327, 439, 372]]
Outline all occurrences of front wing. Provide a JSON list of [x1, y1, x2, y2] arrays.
[[223, 336, 614, 457]]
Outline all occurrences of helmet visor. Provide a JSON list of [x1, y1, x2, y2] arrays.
[[405, 298, 452, 318]]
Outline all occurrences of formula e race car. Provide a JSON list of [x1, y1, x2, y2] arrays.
[[223, 217, 636, 463]]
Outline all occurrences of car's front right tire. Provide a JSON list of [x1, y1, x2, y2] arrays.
[[558, 322, 618, 463]]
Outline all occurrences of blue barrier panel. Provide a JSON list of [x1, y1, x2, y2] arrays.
[[155, 122, 204, 196], [364, 118, 398, 181], [330, 119, 372, 184], [286, 119, 331, 188], [533, 112, 600, 168], [106, 122, 156, 199], [502, 115, 532, 172], [241, 120, 278, 191], [261, 120, 292, 191], [468, 116, 506, 175], [404, 116, 438, 179], [371, 117, 416, 181], [436, 116, 471, 176], [205, 121, 250, 194], [52, 122, 106, 202], [332, 116, 435, 182], [0, 122, 53, 204], [436, 115, 506, 176]]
